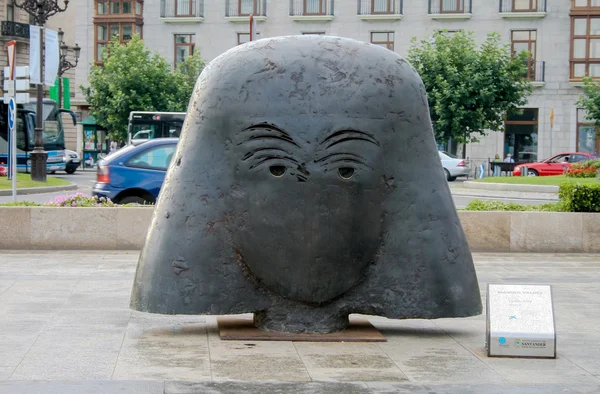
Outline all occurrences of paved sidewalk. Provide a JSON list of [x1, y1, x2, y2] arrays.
[[1, 252, 599, 393], [449, 184, 559, 201]]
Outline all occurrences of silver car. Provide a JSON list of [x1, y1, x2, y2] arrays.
[[439, 151, 471, 181]]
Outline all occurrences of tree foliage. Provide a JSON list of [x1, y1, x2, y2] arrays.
[[407, 30, 532, 154], [81, 35, 205, 141], [577, 78, 600, 132]]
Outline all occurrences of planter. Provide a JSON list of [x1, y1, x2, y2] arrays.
[[0, 207, 599, 253]]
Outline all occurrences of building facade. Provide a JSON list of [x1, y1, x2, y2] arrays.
[[69, 1, 597, 163]]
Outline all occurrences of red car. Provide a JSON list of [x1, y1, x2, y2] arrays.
[[513, 152, 598, 176]]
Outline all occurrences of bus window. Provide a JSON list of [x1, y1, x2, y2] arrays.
[[132, 124, 157, 140], [164, 121, 182, 138], [16, 116, 26, 151]]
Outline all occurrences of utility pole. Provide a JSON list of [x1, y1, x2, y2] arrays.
[[14, 0, 70, 182]]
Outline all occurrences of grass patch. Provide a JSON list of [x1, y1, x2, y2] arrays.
[[473, 175, 599, 186], [0, 173, 70, 190]]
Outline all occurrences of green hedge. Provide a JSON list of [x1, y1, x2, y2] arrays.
[[558, 183, 600, 212], [464, 200, 565, 212]]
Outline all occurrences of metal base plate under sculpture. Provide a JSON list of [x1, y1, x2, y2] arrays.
[[217, 316, 386, 342], [486, 284, 556, 358]]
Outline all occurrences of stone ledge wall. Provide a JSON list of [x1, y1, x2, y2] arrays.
[[0, 208, 599, 253]]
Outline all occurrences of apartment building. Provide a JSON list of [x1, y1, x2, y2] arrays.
[[70, 1, 597, 162]]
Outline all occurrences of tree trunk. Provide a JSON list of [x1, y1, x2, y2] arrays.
[[462, 142, 467, 159]]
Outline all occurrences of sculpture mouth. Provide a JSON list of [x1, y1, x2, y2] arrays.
[[233, 247, 370, 305]]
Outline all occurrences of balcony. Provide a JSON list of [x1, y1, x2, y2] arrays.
[[226, 0, 267, 22], [499, 0, 546, 19], [1, 21, 30, 40], [160, 0, 204, 23], [357, 0, 403, 20], [525, 60, 545, 87], [428, 0, 472, 20], [290, 0, 334, 21]]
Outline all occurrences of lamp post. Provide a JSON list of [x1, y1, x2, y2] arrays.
[[13, 0, 70, 182], [57, 28, 80, 109]]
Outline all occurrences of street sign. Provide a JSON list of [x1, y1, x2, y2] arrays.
[[4, 66, 29, 78], [8, 97, 15, 130], [4, 79, 29, 91], [4, 65, 31, 104], [549, 108, 555, 128], [7, 40, 16, 80], [486, 284, 556, 358]]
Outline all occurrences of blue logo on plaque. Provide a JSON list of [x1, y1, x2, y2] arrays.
[[498, 337, 506, 344]]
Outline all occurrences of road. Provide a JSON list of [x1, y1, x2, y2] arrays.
[[0, 172, 557, 208], [0, 169, 97, 204]]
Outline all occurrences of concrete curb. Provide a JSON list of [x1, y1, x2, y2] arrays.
[[0, 183, 78, 197], [463, 181, 559, 193]]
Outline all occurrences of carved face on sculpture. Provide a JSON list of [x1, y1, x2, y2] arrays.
[[231, 122, 386, 303], [131, 36, 482, 333]]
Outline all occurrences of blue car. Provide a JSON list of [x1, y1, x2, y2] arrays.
[[92, 138, 178, 204]]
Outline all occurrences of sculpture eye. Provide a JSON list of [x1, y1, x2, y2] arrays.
[[338, 167, 355, 180], [269, 165, 286, 177]]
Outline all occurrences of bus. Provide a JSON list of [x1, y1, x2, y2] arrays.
[[128, 111, 185, 144], [0, 99, 76, 173]]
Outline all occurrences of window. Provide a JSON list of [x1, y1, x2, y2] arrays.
[[504, 108, 538, 163], [239, 0, 258, 16], [440, 0, 464, 13], [176, 0, 194, 16], [372, 0, 396, 14], [238, 33, 250, 45], [573, 0, 600, 7], [571, 16, 600, 78], [7, 1, 14, 21], [127, 145, 177, 171], [96, 0, 141, 15], [371, 32, 394, 51], [175, 34, 194, 67], [577, 109, 600, 153], [512, 30, 537, 80], [304, 0, 326, 15], [512, 0, 538, 12], [95, 23, 142, 62]]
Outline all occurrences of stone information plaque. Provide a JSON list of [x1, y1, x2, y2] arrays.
[[486, 284, 556, 358]]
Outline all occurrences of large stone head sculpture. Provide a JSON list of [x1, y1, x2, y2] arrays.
[[130, 36, 482, 333]]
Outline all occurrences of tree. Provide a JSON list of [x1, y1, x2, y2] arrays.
[[81, 35, 205, 141], [408, 30, 532, 158], [577, 78, 600, 132]]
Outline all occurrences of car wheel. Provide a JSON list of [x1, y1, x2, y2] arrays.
[[118, 195, 151, 205], [444, 169, 456, 182], [65, 168, 76, 174], [527, 169, 539, 177]]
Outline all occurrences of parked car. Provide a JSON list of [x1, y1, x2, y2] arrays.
[[439, 151, 470, 181], [512, 152, 598, 176], [92, 138, 178, 204], [64, 149, 81, 174]]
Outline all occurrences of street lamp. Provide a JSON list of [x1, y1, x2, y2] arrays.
[[57, 27, 80, 109], [13, 0, 70, 182]]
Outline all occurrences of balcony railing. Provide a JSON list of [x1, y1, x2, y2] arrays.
[[1, 21, 30, 39], [428, 0, 472, 14], [357, 0, 402, 15], [525, 60, 545, 83], [161, 0, 204, 18], [500, 0, 546, 13], [290, 0, 334, 16], [226, 0, 266, 17]]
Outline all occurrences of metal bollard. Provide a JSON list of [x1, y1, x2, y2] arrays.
[[521, 166, 528, 176]]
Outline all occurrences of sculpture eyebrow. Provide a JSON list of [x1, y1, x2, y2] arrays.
[[238, 123, 300, 148], [320, 129, 380, 149]]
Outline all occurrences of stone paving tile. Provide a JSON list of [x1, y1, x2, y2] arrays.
[[0, 280, 14, 295], [165, 381, 371, 394], [379, 328, 505, 384], [0, 381, 165, 394], [9, 327, 124, 380], [0, 368, 14, 380], [112, 313, 211, 381], [207, 320, 311, 382], [61, 279, 133, 311], [294, 342, 408, 382], [0, 317, 49, 367], [367, 382, 579, 393]]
